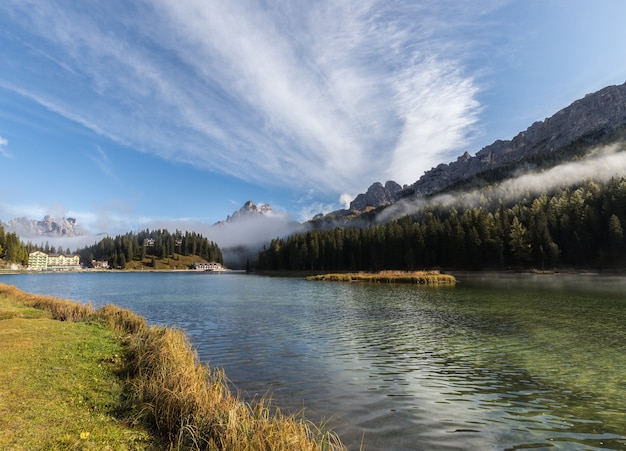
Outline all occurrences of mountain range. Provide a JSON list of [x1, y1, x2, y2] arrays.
[[2, 200, 277, 239]]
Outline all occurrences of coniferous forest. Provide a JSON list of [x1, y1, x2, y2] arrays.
[[0, 227, 78, 266], [256, 177, 626, 271], [77, 229, 223, 269], [0, 226, 30, 265]]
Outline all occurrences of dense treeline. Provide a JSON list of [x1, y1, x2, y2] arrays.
[[257, 178, 626, 271], [0, 225, 223, 269], [0, 225, 66, 265], [77, 229, 223, 269], [0, 225, 29, 265]]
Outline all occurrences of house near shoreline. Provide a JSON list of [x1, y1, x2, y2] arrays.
[[28, 251, 81, 271], [192, 262, 225, 272], [90, 260, 109, 269]]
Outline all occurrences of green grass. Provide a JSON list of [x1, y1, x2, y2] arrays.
[[123, 253, 213, 271], [0, 295, 157, 450], [0, 295, 49, 320]]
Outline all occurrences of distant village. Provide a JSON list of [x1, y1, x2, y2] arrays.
[[26, 251, 224, 272]]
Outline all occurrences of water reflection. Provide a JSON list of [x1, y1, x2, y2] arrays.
[[2, 272, 626, 450]]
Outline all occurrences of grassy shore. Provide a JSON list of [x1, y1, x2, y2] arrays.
[[0, 286, 157, 450], [0, 283, 344, 450], [307, 270, 456, 285]]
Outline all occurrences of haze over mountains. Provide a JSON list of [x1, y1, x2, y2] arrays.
[[4, 81, 626, 260], [1, 216, 87, 238], [213, 201, 275, 226]]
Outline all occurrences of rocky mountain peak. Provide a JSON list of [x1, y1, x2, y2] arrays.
[[215, 201, 274, 225], [349, 181, 405, 211], [2, 216, 87, 237]]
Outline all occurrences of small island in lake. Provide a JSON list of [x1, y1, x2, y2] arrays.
[[307, 270, 456, 285]]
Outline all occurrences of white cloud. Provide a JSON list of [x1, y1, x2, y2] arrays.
[[388, 60, 480, 182], [0, 1, 492, 196], [88, 146, 114, 178], [0, 134, 9, 158], [494, 145, 626, 198], [295, 201, 336, 223], [339, 193, 353, 210]]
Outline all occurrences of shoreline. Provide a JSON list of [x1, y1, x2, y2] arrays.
[[0, 283, 345, 450], [0, 268, 244, 274], [4, 267, 626, 279]]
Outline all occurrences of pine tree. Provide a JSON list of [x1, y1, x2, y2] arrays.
[[608, 214, 625, 263], [509, 217, 531, 264]]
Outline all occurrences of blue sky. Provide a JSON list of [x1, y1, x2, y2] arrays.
[[2, 1, 626, 240]]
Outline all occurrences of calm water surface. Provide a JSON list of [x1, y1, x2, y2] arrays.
[[2, 272, 626, 450]]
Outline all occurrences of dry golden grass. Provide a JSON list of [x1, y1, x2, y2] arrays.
[[124, 325, 343, 450], [97, 303, 148, 335], [0, 283, 345, 451], [307, 270, 456, 285], [0, 284, 94, 321]]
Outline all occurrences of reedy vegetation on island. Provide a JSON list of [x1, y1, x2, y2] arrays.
[[307, 270, 456, 285], [0, 284, 344, 451]]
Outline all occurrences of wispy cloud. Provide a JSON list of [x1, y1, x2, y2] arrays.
[[0, 134, 10, 158], [88, 146, 114, 178], [0, 1, 497, 199]]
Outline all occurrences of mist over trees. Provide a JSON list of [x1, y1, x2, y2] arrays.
[[256, 177, 626, 271]]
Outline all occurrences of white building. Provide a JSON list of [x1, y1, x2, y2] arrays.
[[28, 251, 48, 270], [28, 251, 81, 271], [192, 262, 224, 271]]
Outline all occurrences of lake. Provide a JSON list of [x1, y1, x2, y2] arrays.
[[2, 271, 626, 450]]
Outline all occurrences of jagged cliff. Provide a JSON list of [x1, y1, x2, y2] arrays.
[[349, 181, 405, 211], [213, 201, 274, 226]]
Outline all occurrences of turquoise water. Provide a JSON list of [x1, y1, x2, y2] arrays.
[[2, 272, 626, 450]]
